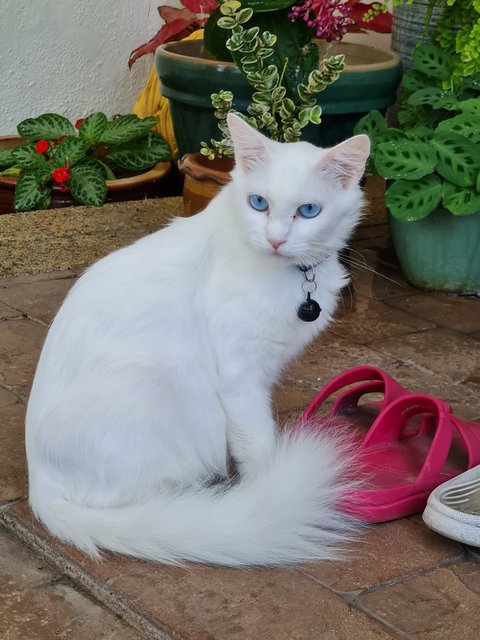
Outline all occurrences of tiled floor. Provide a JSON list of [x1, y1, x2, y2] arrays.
[[0, 195, 479, 639]]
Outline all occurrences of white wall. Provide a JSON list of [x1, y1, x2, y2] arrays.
[[0, 0, 164, 134]]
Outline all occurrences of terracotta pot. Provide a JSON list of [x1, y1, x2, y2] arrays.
[[178, 153, 233, 216], [0, 136, 172, 215]]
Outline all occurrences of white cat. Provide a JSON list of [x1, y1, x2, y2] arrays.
[[25, 114, 370, 566]]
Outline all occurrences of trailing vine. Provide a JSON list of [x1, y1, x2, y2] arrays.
[[200, 0, 345, 159]]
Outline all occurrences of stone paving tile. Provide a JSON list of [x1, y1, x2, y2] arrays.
[[0, 273, 75, 325], [347, 254, 423, 301], [0, 318, 47, 393], [386, 293, 480, 334], [368, 328, 480, 391], [0, 301, 24, 320], [0, 529, 141, 640], [300, 519, 464, 594], [0, 400, 27, 502], [3, 503, 396, 640], [358, 562, 480, 640], [331, 298, 436, 345]]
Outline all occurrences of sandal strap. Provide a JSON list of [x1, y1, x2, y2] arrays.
[[302, 366, 406, 420], [361, 394, 455, 484]]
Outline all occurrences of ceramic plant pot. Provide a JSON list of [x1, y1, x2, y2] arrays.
[[0, 136, 172, 215], [389, 208, 480, 295], [178, 152, 233, 216], [155, 37, 402, 157]]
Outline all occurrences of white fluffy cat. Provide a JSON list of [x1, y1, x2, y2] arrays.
[[26, 114, 370, 566]]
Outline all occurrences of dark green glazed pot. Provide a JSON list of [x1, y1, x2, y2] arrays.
[[155, 38, 402, 157], [389, 208, 480, 295]]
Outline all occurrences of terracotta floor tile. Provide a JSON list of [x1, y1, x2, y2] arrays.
[[0, 527, 141, 639], [359, 562, 480, 640], [0, 274, 76, 325], [368, 328, 480, 389], [0, 402, 27, 502], [3, 503, 395, 640], [331, 298, 436, 345], [301, 519, 463, 594], [386, 293, 480, 334], [0, 317, 46, 392]]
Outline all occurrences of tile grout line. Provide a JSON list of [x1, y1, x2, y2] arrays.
[[0, 509, 181, 640]]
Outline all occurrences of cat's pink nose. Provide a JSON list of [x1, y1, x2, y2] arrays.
[[268, 239, 286, 251]]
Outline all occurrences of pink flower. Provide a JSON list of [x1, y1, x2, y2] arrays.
[[289, 0, 354, 41]]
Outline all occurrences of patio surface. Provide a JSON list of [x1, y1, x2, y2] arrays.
[[0, 182, 479, 639]]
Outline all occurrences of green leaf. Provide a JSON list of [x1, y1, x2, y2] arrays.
[[14, 172, 52, 211], [79, 112, 108, 144], [105, 132, 171, 171], [238, 0, 293, 9], [309, 105, 322, 125], [412, 44, 452, 81], [432, 131, 479, 187], [402, 69, 437, 92], [458, 98, 480, 117], [375, 128, 408, 143], [433, 91, 460, 111], [17, 113, 75, 141], [437, 115, 480, 144], [99, 115, 157, 145], [477, 171, 480, 193], [0, 148, 14, 168], [374, 140, 437, 180], [386, 175, 442, 221], [442, 181, 480, 215], [68, 164, 107, 206], [217, 16, 237, 29], [11, 143, 49, 169], [53, 137, 89, 166], [407, 87, 444, 107], [405, 125, 435, 142], [353, 110, 386, 139]]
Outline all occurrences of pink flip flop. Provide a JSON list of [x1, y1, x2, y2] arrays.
[[296, 366, 408, 441], [344, 394, 480, 522]]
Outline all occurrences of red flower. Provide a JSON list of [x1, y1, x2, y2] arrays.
[[35, 139, 50, 154], [51, 167, 71, 184], [75, 118, 84, 130]]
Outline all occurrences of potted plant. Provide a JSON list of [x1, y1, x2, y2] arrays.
[[0, 112, 172, 214], [152, 0, 401, 158], [354, 42, 480, 294]]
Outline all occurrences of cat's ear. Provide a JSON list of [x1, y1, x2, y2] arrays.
[[316, 135, 370, 188], [227, 113, 271, 172]]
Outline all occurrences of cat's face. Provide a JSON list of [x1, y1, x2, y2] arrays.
[[227, 114, 370, 268]]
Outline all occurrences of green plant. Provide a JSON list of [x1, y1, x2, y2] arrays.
[[200, 0, 345, 158], [0, 112, 171, 211], [355, 43, 480, 221]]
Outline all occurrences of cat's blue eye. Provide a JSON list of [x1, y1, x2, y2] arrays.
[[249, 194, 269, 212], [297, 203, 322, 218]]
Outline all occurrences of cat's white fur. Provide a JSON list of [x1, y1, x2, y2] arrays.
[[26, 115, 370, 566]]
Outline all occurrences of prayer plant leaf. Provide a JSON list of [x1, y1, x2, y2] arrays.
[[442, 182, 480, 216], [432, 131, 480, 187], [437, 115, 480, 144], [386, 175, 442, 222], [374, 140, 437, 180], [411, 44, 452, 80]]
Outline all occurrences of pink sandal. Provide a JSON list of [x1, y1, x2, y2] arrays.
[[296, 366, 408, 441], [344, 394, 480, 522]]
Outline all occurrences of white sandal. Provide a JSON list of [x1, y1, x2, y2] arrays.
[[423, 464, 480, 547]]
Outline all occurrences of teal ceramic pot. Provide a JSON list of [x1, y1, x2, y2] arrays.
[[389, 208, 480, 295], [155, 38, 402, 157]]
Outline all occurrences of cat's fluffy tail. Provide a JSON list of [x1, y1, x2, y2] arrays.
[[30, 428, 360, 566]]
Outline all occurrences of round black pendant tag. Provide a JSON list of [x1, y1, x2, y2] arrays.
[[297, 293, 321, 322]]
